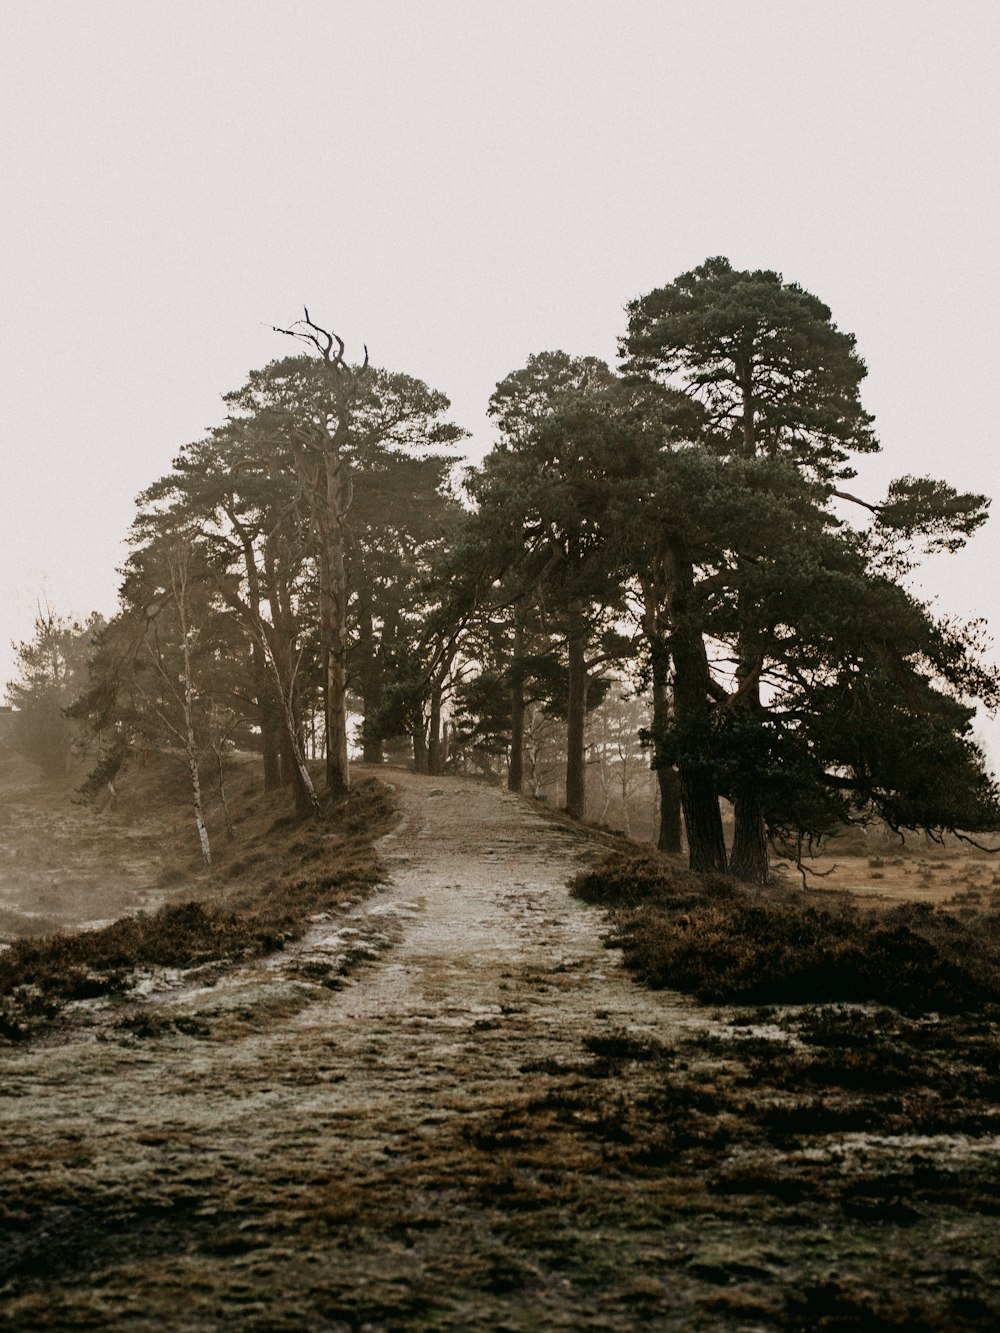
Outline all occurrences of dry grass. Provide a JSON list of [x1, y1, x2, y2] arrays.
[[0, 767, 395, 1039]]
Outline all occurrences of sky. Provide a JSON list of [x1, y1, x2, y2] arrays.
[[2, 0, 998, 761]]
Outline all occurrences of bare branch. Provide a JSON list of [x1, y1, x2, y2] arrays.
[[831, 487, 882, 515], [796, 858, 840, 889], [953, 832, 1000, 854]]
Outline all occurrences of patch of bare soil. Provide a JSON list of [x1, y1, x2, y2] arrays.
[[1, 769, 998, 1329]]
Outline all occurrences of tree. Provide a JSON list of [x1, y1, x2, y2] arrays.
[[136, 423, 316, 808], [226, 318, 464, 798], [714, 511, 1000, 852], [72, 526, 250, 861], [620, 256, 987, 880], [470, 353, 628, 818], [5, 609, 103, 778]]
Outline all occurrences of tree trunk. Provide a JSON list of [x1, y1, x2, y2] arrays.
[[280, 728, 315, 818], [730, 785, 771, 883], [187, 751, 212, 866], [680, 769, 727, 873], [427, 683, 443, 776], [564, 597, 588, 820], [730, 621, 771, 884], [649, 642, 682, 854], [260, 697, 284, 791], [508, 619, 525, 793], [412, 721, 428, 775], [656, 764, 682, 854], [664, 541, 728, 874]]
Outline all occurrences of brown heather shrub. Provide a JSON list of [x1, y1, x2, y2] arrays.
[[571, 853, 1000, 1013], [571, 853, 737, 911]]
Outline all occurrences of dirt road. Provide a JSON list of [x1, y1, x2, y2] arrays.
[[1, 769, 998, 1330]]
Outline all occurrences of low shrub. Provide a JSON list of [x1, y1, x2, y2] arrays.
[[571, 853, 1000, 1012], [571, 853, 737, 910]]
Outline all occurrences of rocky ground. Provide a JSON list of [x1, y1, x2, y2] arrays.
[[1, 767, 998, 1329]]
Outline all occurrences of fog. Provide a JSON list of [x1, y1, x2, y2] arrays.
[[2, 1, 998, 763]]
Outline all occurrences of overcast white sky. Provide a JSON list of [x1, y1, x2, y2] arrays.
[[2, 1, 998, 762]]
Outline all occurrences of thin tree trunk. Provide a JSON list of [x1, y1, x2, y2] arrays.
[[427, 684, 443, 776], [187, 751, 212, 866], [276, 713, 313, 815], [320, 449, 351, 799], [260, 693, 283, 791], [565, 597, 588, 819], [729, 624, 772, 884], [508, 619, 525, 793], [649, 644, 682, 854], [265, 642, 320, 818]]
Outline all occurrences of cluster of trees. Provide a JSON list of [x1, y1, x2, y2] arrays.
[[8, 259, 999, 879], [463, 260, 1000, 883], [4, 608, 105, 779]]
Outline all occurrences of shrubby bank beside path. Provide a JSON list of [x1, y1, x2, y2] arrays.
[[1, 769, 998, 1330]]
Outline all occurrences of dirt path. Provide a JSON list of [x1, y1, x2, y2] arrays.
[[1, 770, 998, 1330]]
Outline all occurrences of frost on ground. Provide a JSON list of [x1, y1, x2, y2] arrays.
[[1, 768, 998, 1330]]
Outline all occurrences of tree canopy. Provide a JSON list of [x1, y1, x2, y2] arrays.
[[31, 261, 997, 872]]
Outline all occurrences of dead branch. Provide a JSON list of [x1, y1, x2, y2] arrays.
[[795, 858, 840, 890], [954, 831, 1000, 854]]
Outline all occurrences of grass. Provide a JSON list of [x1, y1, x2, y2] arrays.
[[0, 774, 395, 1040], [571, 852, 1000, 1012]]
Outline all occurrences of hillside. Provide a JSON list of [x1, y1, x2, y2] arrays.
[[0, 767, 998, 1329]]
